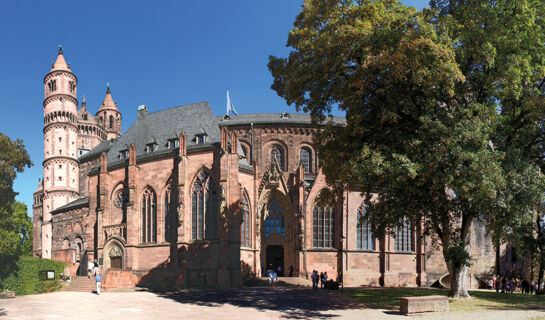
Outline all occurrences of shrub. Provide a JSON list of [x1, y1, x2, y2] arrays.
[[0, 255, 65, 295]]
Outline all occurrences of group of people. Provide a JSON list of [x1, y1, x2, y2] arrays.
[[267, 269, 279, 288], [87, 259, 102, 294], [310, 270, 328, 289], [488, 275, 541, 294]]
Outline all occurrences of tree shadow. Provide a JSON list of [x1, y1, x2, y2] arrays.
[[153, 287, 365, 319], [0, 308, 7, 316]]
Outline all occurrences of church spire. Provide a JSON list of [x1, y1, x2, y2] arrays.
[[51, 45, 70, 71], [99, 83, 118, 111]]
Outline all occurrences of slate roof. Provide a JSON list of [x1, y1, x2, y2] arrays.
[[51, 197, 89, 215], [79, 101, 221, 164], [216, 113, 346, 126]]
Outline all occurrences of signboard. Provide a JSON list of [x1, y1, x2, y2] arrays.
[[46, 271, 55, 280]]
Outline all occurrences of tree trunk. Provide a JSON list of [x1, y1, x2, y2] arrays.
[[538, 256, 544, 291], [449, 263, 470, 298]]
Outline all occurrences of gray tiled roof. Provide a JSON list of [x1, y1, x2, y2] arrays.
[[51, 197, 89, 214], [216, 113, 346, 126], [80, 101, 221, 164]]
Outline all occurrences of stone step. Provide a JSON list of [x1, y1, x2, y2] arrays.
[[64, 276, 98, 292]]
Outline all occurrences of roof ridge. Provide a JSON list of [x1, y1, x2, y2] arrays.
[[145, 101, 210, 117]]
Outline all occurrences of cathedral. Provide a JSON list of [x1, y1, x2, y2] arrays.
[[32, 48, 498, 289]]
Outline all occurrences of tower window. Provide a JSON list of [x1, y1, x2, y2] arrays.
[[69, 81, 75, 92], [48, 80, 57, 92], [83, 114, 88, 120], [109, 115, 114, 129]]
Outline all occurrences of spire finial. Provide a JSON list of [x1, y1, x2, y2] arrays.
[[58, 44, 63, 54], [106, 83, 110, 93], [82, 95, 86, 103]]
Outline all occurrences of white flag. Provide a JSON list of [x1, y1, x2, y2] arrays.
[[226, 90, 238, 115]]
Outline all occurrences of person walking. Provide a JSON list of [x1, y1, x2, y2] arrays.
[[268, 270, 273, 289], [93, 259, 99, 276], [323, 272, 328, 289], [87, 260, 94, 279], [272, 271, 278, 289], [95, 272, 102, 295], [289, 265, 294, 277]]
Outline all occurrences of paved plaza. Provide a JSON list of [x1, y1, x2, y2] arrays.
[[1, 287, 544, 320]]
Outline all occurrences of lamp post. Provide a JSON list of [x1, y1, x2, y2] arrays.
[[340, 236, 345, 294]]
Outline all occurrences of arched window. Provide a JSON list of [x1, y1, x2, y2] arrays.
[[300, 147, 312, 173], [141, 187, 157, 243], [356, 202, 374, 250], [109, 115, 114, 129], [192, 169, 217, 240], [240, 193, 251, 247], [264, 200, 285, 239], [164, 184, 172, 242], [394, 218, 413, 252], [270, 145, 284, 171], [313, 206, 335, 248]]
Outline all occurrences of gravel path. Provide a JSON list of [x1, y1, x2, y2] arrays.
[[0, 287, 543, 319]]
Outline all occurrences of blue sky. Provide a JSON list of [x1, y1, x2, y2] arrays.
[[0, 0, 429, 217]]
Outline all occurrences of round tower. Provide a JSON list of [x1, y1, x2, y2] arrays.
[[96, 85, 122, 140], [41, 46, 80, 258]]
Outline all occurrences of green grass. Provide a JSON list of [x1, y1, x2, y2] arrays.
[[344, 288, 545, 312]]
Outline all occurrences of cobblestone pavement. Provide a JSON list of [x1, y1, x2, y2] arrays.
[[0, 287, 544, 320]]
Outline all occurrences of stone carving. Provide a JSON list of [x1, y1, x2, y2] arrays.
[[109, 245, 122, 257], [258, 156, 284, 197]]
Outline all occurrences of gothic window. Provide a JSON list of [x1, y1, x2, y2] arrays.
[[240, 193, 251, 247], [69, 81, 75, 92], [109, 115, 114, 129], [394, 218, 413, 252], [313, 206, 335, 248], [141, 187, 157, 243], [264, 200, 285, 239], [270, 145, 284, 171], [164, 184, 172, 242], [83, 114, 88, 120], [356, 202, 374, 250], [300, 147, 312, 173], [191, 169, 217, 240]]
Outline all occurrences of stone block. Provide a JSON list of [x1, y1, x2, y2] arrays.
[[0, 291, 15, 299], [400, 295, 448, 314]]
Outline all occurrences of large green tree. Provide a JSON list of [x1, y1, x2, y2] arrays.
[[0, 133, 32, 212], [269, 0, 545, 298], [0, 133, 32, 256], [0, 201, 33, 256]]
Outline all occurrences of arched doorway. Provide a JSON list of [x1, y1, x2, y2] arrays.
[[104, 240, 124, 270], [266, 245, 284, 276], [260, 198, 290, 276]]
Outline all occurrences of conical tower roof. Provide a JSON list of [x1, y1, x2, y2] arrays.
[[98, 85, 118, 111], [51, 46, 70, 71]]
